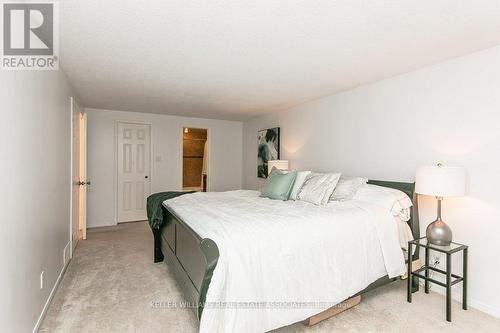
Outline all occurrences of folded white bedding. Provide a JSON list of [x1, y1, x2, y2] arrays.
[[395, 216, 414, 253], [165, 190, 407, 333], [354, 184, 413, 221], [354, 184, 415, 253]]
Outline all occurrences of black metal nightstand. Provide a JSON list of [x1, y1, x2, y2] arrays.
[[407, 237, 468, 322]]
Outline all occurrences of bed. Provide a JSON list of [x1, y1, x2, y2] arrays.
[[152, 180, 420, 332]]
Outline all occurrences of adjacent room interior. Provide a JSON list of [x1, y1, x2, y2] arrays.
[[2, 1, 500, 333], [182, 127, 208, 192]]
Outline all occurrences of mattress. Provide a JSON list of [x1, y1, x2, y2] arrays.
[[165, 190, 408, 333]]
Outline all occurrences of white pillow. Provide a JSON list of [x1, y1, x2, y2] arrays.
[[289, 171, 312, 200], [330, 176, 368, 201], [353, 184, 413, 221], [297, 172, 341, 205]]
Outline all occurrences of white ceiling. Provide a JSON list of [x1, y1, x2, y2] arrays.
[[60, 0, 500, 121]]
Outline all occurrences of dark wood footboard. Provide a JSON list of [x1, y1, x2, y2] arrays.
[[156, 203, 219, 319]]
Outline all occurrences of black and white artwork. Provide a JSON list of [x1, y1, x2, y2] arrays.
[[257, 127, 280, 178]]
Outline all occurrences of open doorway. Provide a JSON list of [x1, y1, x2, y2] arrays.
[[182, 128, 208, 192]]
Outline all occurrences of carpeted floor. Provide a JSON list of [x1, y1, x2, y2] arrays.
[[40, 222, 500, 332]]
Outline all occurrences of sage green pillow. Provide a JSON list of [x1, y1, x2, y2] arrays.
[[260, 171, 297, 201]]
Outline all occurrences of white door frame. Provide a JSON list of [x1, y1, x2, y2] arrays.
[[69, 97, 87, 257], [180, 127, 210, 191], [69, 98, 75, 258], [81, 112, 87, 240], [114, 120, 153, 224]]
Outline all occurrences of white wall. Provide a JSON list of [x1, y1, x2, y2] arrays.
[[86, 108, 243, 227], [0, 71, 75, 332], [242, 46, 500, 318]]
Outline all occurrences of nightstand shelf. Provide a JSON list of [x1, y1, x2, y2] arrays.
[[407, 237, 468, 322], [412, 266, 463, 288]]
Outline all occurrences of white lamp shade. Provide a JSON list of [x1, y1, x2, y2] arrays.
[[268, 160, 289, 175], [415, 165, 466, 197]]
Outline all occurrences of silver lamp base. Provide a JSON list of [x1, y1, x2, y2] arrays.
[[426, 218, 452, 246]]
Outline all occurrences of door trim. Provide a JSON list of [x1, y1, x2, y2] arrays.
[[69, 97, 75, 258], [69, 97, 86, 257], [180, 127, 211, 192], [81, 112, 87, 240], [114, 120, 154, 224]]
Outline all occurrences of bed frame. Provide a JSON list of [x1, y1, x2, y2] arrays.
[[152, 180, 420, 321]]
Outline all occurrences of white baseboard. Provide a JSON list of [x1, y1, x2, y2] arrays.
[[421, 257, 500, 319], [64, 241, 71, 266], [32, 241, 71, 333], [432, 287, 500, 319], [469, 298, 500, 319], [87, 221, 117, 228]]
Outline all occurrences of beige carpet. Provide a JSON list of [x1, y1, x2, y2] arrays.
[[40, 222, 500, 332]]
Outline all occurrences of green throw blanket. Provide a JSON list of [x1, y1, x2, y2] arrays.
[[146, 191, 192, 229]]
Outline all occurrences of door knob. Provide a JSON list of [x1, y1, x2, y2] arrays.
[[145, 176, 149, 179]]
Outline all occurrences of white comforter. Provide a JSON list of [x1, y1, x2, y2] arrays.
[[165, 190, 406, 333]]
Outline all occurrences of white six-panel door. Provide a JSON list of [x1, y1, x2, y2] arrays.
[[117, 122, 151, 222]]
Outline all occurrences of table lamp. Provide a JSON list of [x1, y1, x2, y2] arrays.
[[415, 163, 466, 246], [267, 160, 289, 176]]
